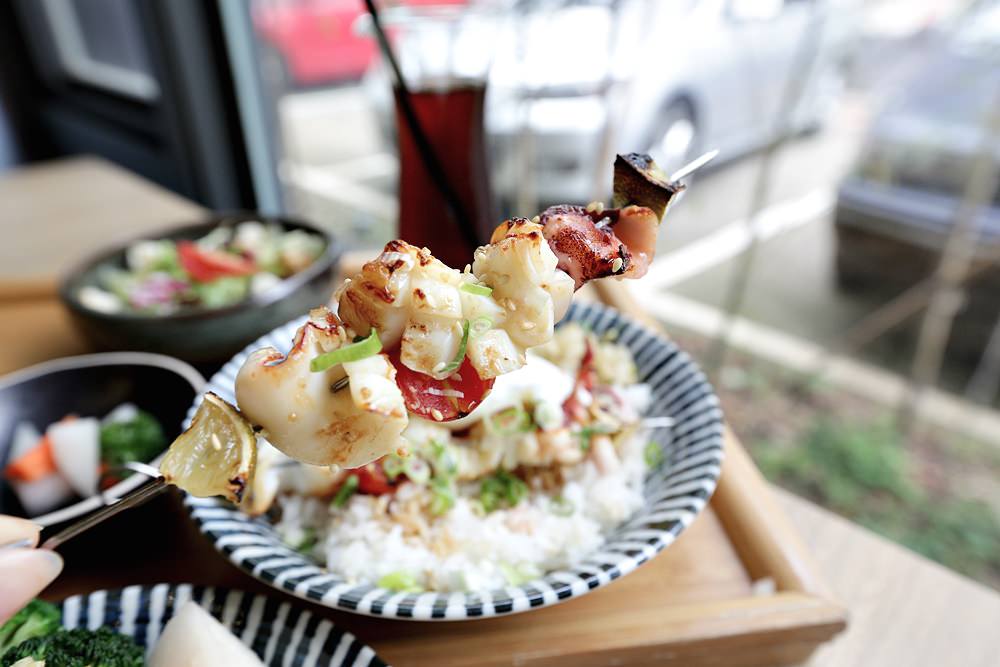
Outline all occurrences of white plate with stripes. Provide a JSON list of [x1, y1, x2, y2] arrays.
[[184, 302, 725, 620], [59, 583, 385, 665]]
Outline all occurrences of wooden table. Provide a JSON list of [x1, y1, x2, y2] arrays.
[[2, 158, 999, 666]]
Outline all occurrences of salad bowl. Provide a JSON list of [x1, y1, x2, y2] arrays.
[[183, 302, 725, 620], [59, 212, 340, 364]]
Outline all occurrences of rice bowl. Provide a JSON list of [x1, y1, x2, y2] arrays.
[[185, 302, 724, 620]]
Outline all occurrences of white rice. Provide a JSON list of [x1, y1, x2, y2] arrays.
[[275, 429, 648, 593]]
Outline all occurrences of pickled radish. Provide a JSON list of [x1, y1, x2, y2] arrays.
[[11, 473, 74, 516], [7, 422, 73, 515], [47, 417, 101, 497], [148, 601, 265, 667]]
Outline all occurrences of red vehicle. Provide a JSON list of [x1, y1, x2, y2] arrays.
[[252, 0, 466, 87]]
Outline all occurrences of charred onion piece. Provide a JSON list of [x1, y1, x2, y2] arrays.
[[611, 152, 684, 221]]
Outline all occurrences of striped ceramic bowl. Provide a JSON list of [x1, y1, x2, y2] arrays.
[[58, 583, 384, 665], [185, 302, 725, 620]]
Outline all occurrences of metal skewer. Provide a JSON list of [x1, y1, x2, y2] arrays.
[[669, 149, 719, 182], [37, 463, 169, 552]]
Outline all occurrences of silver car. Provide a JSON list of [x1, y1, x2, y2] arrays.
[[488, 0, 855, 206]]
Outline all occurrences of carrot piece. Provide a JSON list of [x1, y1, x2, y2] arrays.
[[4, 435, 57, 482]]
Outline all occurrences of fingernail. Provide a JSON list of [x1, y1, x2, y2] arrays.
[[0, 517, 42, 546], [0, 549, 64, 619]]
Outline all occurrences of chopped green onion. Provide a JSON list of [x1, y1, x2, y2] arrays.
[[644, 441, 665, 469], [479, 471, 529, 513], [460, 282, 493, 297], [382, 453, 407, 480], [310, 328, 381, 372], [378, 571, 422, 593], [549, 495, 575, 517], [468, 499, 487, 517], [469, 316, 493, 338], [429, 477, 456, 516], [576, 423, 616, 452], [488, 407, 533, 436], [499, 562, 541, 586], [292, 527, 319, 554], [403, 457, 430, 485], [428, 439, 457, 477], [332, 474, 359, 507], [439, 320, 471, 375], [532, 402, 563, 431]]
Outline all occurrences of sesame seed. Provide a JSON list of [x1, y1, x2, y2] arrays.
[[505, 299, 517, 312], [288, 412, 298, 422], [585, 201, 604, 214], [464, 264, 472, 274], [211, 433, 223, 451], [431, 408, 444, 421], [611, 257, 624, 273], [521, 320, 536, 330], [531, 215, 541, 223], [433, 361, 447, 373]]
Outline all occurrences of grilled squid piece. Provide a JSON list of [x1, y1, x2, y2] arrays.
[[535, 204, 661, 289], [337, 232, 574, 382], [235, 307, 408, 468]]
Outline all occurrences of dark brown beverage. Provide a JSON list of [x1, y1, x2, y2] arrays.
[[395, 82, 494, 268]]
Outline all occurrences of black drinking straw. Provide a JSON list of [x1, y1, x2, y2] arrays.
[[363, 0, 481, 251]]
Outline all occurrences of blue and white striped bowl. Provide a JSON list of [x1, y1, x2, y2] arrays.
[[59, 583, 384, 666], [184, 302, 725, 620]]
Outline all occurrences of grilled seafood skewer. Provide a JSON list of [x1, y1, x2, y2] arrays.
[[165, 152, 686, 494]]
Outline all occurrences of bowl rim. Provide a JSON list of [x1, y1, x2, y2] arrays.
[[184, 303, 725, 621], [0, 352, 205, 526], [58, 211, 340, 324]]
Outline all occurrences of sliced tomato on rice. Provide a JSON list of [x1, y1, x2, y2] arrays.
[[388, 351, 494, 421]]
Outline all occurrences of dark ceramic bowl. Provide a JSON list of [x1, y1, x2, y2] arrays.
[[60, 212, 340, 364], [0, 352, 204, 526]]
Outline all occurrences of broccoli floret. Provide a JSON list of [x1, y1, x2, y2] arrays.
[[0, 628, 143, 667], [0, 600, 60, 656], [99, 410, 167, 468]]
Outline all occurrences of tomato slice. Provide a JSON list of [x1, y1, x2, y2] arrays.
[[389, 351, 495, 421], [178, 241, 256, 282], [355, 460, 395, 495]]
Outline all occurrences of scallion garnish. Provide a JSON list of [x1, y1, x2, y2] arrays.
[[332, 474, 359, 507], [479, 471, 529, 513], [500, 561, 541, 586], [644, 441, 665, 469], [378, 570, 422, 593], [382, 453, 407, 480], [439, 320, 471, 375], [469, 316, 493, 337], [460, 282, 493, 297], [310, 328, 381, 372], [292, 527, 318, 554], [403, 456, 430, 485], [488, 406, 533, 436], [549, 495, 574, 517], [429, 476, 456, 516]]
